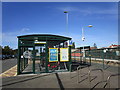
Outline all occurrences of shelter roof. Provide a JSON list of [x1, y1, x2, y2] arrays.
[[17, 34, 72, 47]]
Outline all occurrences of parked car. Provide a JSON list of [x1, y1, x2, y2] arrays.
[[0, 54, 15, 60], [5, 55, 10, 59], [0, 55, 6, 60]]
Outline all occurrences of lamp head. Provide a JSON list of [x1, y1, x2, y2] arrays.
[[64, 11, 68, 13], [88, 25, 93, 27]]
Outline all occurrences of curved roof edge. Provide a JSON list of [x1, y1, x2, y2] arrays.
[[17, 34, 72, 40]]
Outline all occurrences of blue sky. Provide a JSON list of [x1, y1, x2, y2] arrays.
[[2, 2, 118, 49]]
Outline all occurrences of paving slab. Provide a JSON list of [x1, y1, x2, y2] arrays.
[[1, 63, 120, 89]]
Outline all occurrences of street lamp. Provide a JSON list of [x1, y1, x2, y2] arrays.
[[82, 25, 93, 63], [64, 11, 68, 36]]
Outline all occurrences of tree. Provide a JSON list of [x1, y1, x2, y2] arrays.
[[71, 42, 75, 49], [3, 46, 13, 55], [13, 49, 18, 57], [93, 43, 97, 48], [0, 45, 2, 54], [13, 49, 18, 55]]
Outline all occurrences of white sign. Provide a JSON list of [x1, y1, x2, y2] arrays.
[[34, 41, 46, 44], [116, 51, 120, 56], [23, 50, 32, 58], [60, 48, 69, 62], [68, 40, 73, 46]]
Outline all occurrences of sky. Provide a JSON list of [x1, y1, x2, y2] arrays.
[[2, 2, 118, 49]]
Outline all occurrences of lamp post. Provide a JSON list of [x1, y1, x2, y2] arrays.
[[82, 25, 92, 63], [64, 11, 68, 35]]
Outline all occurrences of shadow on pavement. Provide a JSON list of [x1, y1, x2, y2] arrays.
[[91, 81, 107, 90], [1, 73, 53, 87], [55, 73, 64, 90]]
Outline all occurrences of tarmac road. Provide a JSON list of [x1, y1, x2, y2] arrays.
[[1, 58, 17, 73]]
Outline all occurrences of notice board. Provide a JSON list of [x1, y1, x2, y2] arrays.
[[60, 48, 69, 62], [49, 48, 58, 62]]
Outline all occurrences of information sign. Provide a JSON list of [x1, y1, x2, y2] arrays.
[[49, 48, 58, 62], [60, 48, 69, 62], [68, 40, 73, 46]]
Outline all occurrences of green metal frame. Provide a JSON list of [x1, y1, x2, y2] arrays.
[[17, 34, 72, 75]]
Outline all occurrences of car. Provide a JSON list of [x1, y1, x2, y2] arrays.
[[0, 55, 6, 60], [4, 55, 10, 59], [2, 55, 6, 59]]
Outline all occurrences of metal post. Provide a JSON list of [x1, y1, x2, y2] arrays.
[[88, 69, 104, 88], [66, 12, 68, 35], [106, 74, 120, 88], [64, 11, 69, 36], [77, 65, 90, 83], [102, 51, 105, 69], [69, 64, 72, 78], [82, 27, 85, 64], [80, 49, 82, 63], [63, 42, 64, 48], [74, 51, 75, 62], [45, 42, 48, 73], [89, 50, 91, 66], [23, 47, 25, 69], [85, 50, 86, 64], [77, 66, 81, 83], [33, 45, 35, 74], [69, 46, 72, 71], [26, 47, 28, 65], [21, 48, 23, 71], [40, 47, 42, 61], [17, 39, 21, 75]]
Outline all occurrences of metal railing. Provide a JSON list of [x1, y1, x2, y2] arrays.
[[88, 68, 104, 88], [85, 48, 119, 60], [106, 73, 120, 88], [69, 64, 79, 79], [77, 65, 90, 83]]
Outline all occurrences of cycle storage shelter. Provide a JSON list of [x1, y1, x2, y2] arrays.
[[17, 34, 72, 75]]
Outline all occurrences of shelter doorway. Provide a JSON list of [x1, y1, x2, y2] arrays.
[[35, 45, 46, 73]]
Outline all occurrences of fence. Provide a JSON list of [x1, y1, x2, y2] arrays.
[[85, 48, 120, 60], [72, 48, 120, 61], [71, 47, 120, 70]]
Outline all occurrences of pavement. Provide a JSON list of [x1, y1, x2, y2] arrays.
[[0, 65, 17, 78], [0, 58, 17, 78], [1, 63, 120, 89], [2, 58, 17, 73]]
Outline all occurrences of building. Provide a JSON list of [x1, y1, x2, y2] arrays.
[[109, 44, 120, 48]]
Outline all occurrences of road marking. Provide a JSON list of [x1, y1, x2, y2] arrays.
[[0, 65, 17, 78]]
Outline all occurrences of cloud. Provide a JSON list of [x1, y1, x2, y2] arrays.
[[21, 28, 30, 32], [2, 27, 30, 49], [2, 33, 17, 49], [57, 6, 117, 15], [57, 6, 79, 12]]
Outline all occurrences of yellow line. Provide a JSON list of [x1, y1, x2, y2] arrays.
[[14, 73, 17, 76], [0, 65, 17, 78]]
